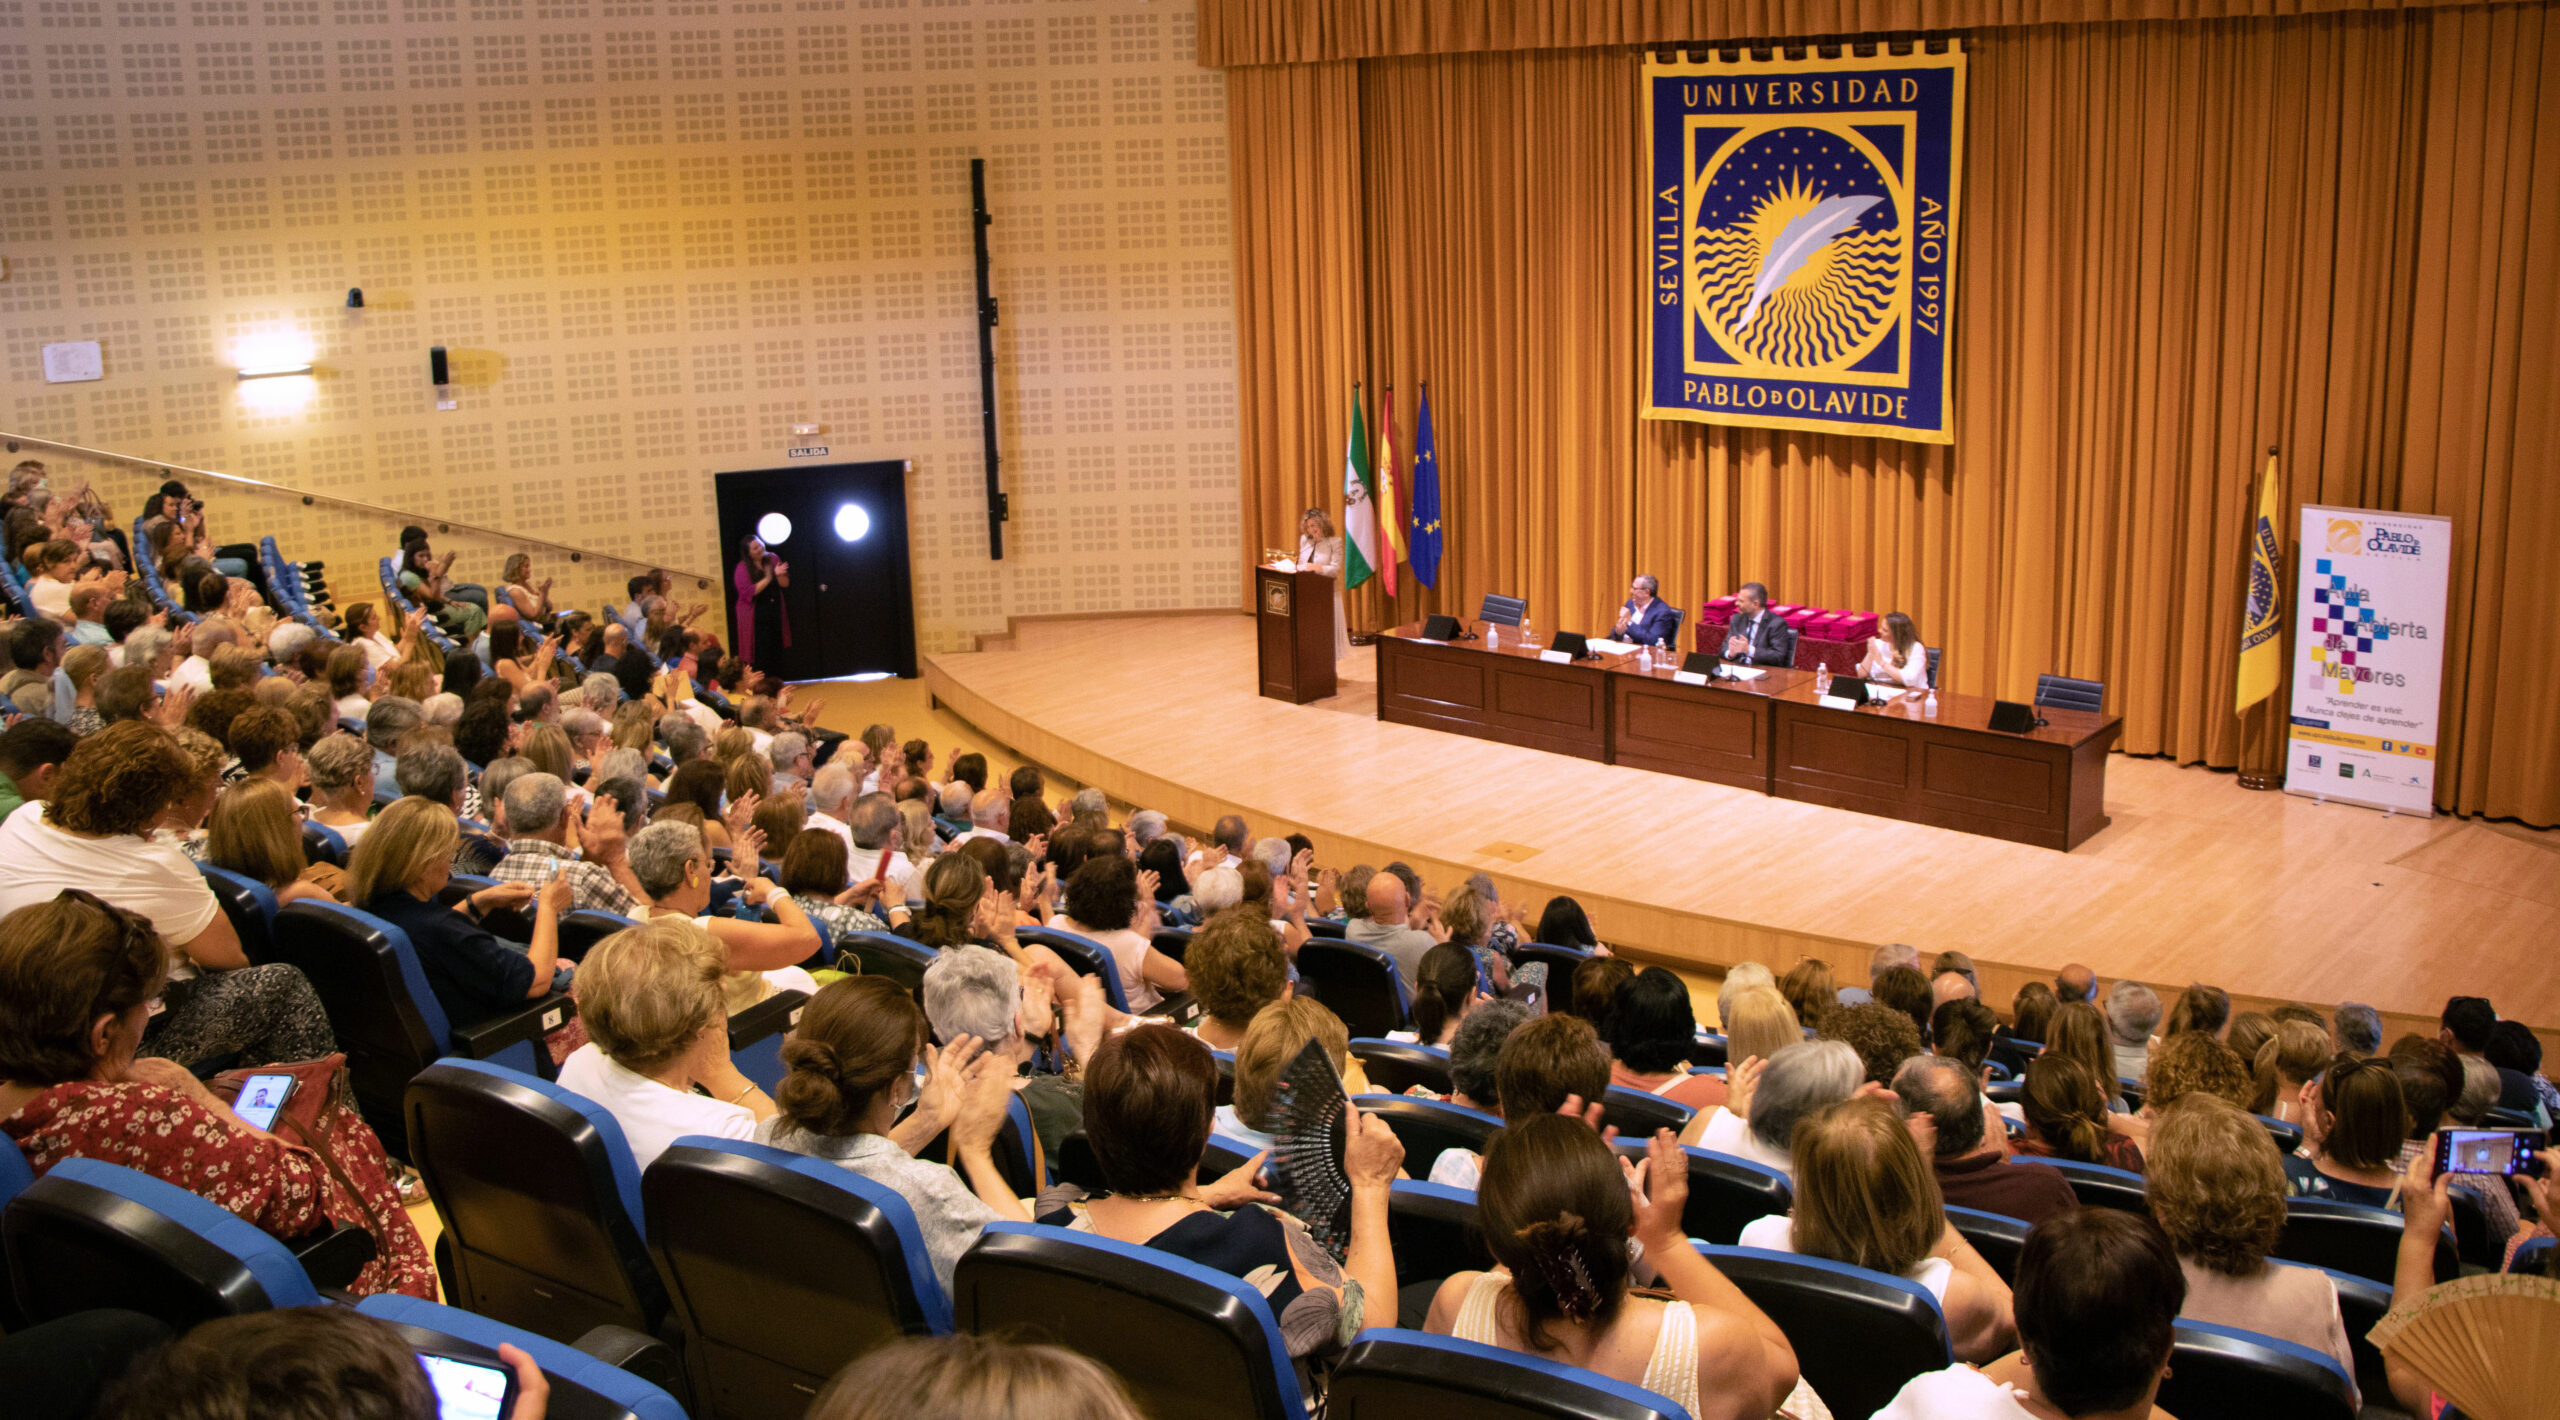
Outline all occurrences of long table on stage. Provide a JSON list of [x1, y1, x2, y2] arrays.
[[1375, 620, 2123, 850]]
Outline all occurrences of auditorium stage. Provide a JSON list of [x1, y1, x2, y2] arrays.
[[919, 615, 2560, 1032]]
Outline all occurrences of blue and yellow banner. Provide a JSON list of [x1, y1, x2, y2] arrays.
[[1643, 51, 1966, 443]]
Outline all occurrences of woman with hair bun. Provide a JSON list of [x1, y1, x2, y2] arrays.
[[756, 975, 1030, 1291], [1427, 1115, 1807, 1420], [1392, 942, 1483, 1048]]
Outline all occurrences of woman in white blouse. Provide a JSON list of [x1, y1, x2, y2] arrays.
[[1857, 611, 1930, 689], [1297, 508, 1351, 663]]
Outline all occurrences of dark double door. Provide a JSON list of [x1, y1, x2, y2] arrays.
[[712, 460, 917, 682]]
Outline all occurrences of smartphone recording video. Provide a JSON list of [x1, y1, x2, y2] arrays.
[[2433, 1128, 2544, 1178], [418, 1352, 516, 1420]]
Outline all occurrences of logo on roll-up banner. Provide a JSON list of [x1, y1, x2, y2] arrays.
[[2284, 505, 2452, 817], [1642, 50, 1966, 443]]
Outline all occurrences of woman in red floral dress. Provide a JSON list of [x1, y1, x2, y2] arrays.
[[0, 889, 433, 1299]]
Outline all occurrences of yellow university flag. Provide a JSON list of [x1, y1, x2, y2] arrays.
[[2236, 453, 2284, 712]]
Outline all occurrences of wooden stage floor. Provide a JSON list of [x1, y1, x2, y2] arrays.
[[921, 615, 2560, 1030]]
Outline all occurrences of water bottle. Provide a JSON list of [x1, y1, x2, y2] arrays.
[[1925, 688, 1939, 718], [1523, 614, 1535, 646], [1487, 624, 1499, 649], [1815, 663, 1833, 697], [1638, 645, 1653, 672]]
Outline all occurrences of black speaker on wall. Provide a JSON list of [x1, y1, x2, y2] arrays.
[[428, 346, 449, 385]]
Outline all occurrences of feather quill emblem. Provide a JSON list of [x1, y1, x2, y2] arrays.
[[1735, 194, 1884, 330]]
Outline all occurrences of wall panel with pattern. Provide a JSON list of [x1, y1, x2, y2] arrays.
[[0, 0, 1239, 653]]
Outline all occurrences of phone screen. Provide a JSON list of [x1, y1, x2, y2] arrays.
[[418, 1353, 515, 1420], [2435, 1128, 2543, 1177], [231, 1073, 298, 1132]]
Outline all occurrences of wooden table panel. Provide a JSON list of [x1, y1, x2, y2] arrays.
[[1770, 685, 2121, 850], [1610, 664, 1811, 791], [1377, 627, 1609, 761]]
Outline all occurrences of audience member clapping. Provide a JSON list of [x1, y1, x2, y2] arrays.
[[1394, 941, 1484, 1049], [1605, 966, 1724, 1110], [205, 777, 339, 907], [346, 797, 574, 1031], [1181, 908, 1289, 1052], [1425, 1115, 1808, 1420], [556, 917, 773, 1168], [1053, 855, 1182, 1014], [623, 820, 819, 1011], [1892, 1054, 2077, 1228], [1683, 1038, 1864, 1181], [1738, 1096, 2016, 1362]]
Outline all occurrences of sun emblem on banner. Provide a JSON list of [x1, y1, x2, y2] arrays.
[[1688, 125, 1909, 376]]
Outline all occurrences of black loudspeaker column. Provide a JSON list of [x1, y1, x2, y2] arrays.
[[712, 460, 918, 683]]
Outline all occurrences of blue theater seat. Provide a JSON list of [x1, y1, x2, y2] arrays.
[[2004, 1154, 2148, 1212], [268, 900, 575, 1158], [951, 1221, 1304, 1420], [301, 818, 351, 868], [641, 1137, 951, 1415], [837, 930, 939, 997], [1295, 939, 1410, 1039], [2275, 1197, 2458, 1286], [196, 863, 280, 965], [1386, 1179, 1486, 1286], [1, 1158, 327, 1328], [401, 1059, 671, 1353], [1016, 925, 1132, 1013], [557, 909, 644, 962], [1941, 1205, 2032, 1283], [1354, 1094, 1502, 1181], [911, 1089, 1044, 1199], [1350, 1038, 1452, 1095], [356, 1294, 688, 1420], [1598, 1086, 1693, 1139], [2155, 1319, 2357, 1420], [1607, 1142, 1792, 1246], [1329, 1328, 1694, 1420], [1692, 1244, 1950, 1420]]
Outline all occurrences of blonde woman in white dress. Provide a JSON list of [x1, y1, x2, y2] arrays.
[[1298, 508, 1351, 663], [1857, 611, 1930, 690]]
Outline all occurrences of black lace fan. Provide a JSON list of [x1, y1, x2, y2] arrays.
[[1267, 1038, 1353, 1258]]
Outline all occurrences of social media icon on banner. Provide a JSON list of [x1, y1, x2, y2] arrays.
[[2308, 754, 2323, 769]]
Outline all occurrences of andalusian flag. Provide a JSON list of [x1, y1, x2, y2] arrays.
[[1342, 386, 1379, 590], [2236, 451, 2284, 712], [1376, 387, 1405, 597]]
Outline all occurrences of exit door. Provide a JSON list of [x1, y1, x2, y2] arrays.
[[713, 460, 917, 682]]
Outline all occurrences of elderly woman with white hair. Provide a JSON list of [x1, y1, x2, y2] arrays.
[[557, 917, 775, 1169], [123, 625, 176, 678], [1716, 961, 1778, 1031], [923, 945, 1104, 1159], [1681, 1039, 1866, 1182], [577, 671, 624, 715], [622, 820, 821, 1015], [420, 692, 463, 729]]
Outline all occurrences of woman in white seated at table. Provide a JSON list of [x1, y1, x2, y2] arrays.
[[1736, 1096, 2017, 1364], [1425, 1115, 1814, 1420], [1856, 611, 1930, 690]]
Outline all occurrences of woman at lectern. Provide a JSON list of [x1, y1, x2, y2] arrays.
[[1297, 508, 1350, 663], [1858, 611, 1930, 690]]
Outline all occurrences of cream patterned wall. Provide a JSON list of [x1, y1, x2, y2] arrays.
[[0, 0, 1240, 654]]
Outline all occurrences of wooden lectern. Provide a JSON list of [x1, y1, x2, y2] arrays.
[[1255, 564, 1337, 703]]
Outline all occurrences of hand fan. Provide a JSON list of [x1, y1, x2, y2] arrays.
[[1265, 1038, 1352, 1258], [2366, 1272, 2560, 1420]]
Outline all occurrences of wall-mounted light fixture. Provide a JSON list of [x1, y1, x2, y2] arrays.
[[236, 363, 315, 380]]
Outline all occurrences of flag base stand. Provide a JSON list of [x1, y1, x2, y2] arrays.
[[1348, 632, 1380, 647], [2237, 771, 2282, 791]]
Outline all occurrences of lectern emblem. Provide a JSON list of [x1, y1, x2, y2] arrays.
[[1263, 579, 1292, 617]]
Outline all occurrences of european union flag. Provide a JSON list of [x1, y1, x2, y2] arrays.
[[1410, 385, 1443, 589]]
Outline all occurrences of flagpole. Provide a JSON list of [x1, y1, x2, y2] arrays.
[[2238, 444, 2283, 791]]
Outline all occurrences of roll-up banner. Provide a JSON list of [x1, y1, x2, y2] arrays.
[[2283, 505, 2453, 816]]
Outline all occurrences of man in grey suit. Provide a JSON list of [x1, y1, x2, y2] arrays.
[[1720, 582, 1797, 667]]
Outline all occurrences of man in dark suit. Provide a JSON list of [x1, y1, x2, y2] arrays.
[[1720, 581, 1797, 666], [1611, 574, 1681, 647]]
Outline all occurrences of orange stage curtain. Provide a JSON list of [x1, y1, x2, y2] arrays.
[[1225, 7, 2560, 824], [1199, 0, 2517, 68]]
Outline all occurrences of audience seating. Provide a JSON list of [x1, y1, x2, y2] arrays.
[[300, 820, 350, 868], [2155, 1319, 2358, 1420], [1150, 926, 1192, 962], [910, 1091, 1044, 1200], [401, 1059, 676, 1356], [559, 909, 644, 962], [0, 1133, 29, 1328], [641, 1138, 951, 1418], [1303, 916, 1347, 939], [951, 1221, 1304, 1420], [1329, 1329, 1698, 1420], [1350, 1038, 1453, 1096], [1609, 1142, 1792, 1246], [1512, 942, 1592, 1015], [2274, 1198, 2458, 1285], [1685, 1030, 1729, 1069], [355, 1294, 689, 1420], [725, 989, 811, 1096], [2510, 1234, 2556, 1275], [1597, 1086, 1693, 1139], [1941, 1205, 2032, 1283], [1014, 926, 1132, 1014], [2004, 1155, 2147, 1213], [2271, 1257, 2389, 1402], [1294, 940, 1410, 1039], [2255, 1114, 2305, 1154], [1354, 1095, 1502, 1182], [196, 864, 280, 965], [268, 900, 576, 1158], [1984, 1035, 2039, 1077], [1385, 1180, 1486, 1288], [1693, 1244, 1950, 1420], [1, 1158, 370, 1327], [829, 930, 941, 996]]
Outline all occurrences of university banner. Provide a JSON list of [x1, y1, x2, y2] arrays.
[[2282, 505, 2453, 817], [1642, 51, 1966, 443]]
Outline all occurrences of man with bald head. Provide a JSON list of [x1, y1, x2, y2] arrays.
[[2055, 963, 2095, 1004], [954, 786, 1010, 845], [1346, 870, 1447, 1002]]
